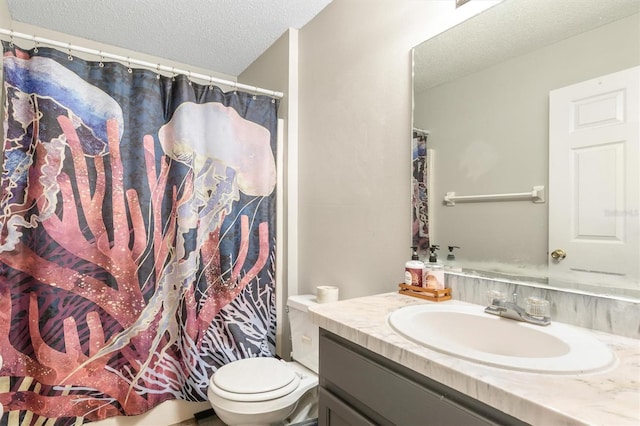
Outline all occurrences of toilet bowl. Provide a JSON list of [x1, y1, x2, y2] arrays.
[[208, 295, 320, 425], [207, 358, 318, 425]]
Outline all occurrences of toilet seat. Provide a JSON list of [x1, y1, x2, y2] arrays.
[[211, 357, 301, 402]]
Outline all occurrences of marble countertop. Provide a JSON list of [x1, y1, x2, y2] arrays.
[[308, 292, 640, 426]]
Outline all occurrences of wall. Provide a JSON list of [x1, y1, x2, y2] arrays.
[[414, 13, 640, 268], [0, 3, 8, 27], [240, 0, 501, 357], [240, 30, 296, 360], [295, 0, 499, 300]]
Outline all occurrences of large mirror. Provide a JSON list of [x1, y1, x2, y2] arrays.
[[412, 0, 640, 299]]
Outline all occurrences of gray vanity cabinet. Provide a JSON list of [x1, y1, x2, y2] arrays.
[[318, 329, 528, 426]]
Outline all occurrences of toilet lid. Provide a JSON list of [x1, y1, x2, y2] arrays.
[[212, 357, 299, 402]]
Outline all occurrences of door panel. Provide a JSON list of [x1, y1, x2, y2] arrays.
[[549, 66, 639, 282]]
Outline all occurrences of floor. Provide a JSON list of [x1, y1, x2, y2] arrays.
[[170, 409, 225, 426], [170, 410, 319, 426], [172, 418, 224, 426]]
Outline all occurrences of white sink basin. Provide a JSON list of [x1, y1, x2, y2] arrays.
[[388, 303, 615, 374]]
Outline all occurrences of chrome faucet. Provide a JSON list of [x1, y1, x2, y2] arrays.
[[484, 291, 551, 326]]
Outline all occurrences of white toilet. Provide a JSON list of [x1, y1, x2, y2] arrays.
[[207, 295, 319, 425]]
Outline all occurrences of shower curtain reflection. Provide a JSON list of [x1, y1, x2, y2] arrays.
[[412, 129, 430, 254]]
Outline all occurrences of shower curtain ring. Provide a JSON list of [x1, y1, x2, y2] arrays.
[[98, 51, 104, 67], [9, 30, 14, 47], [171, 67, 176, 81], [156, 64, 161, 79], [127, 57, 132, 73], [209, 76, 214, 90], [67, 43, 73, 61], [33, 37, 39, 53], [252, 86, 258, 100], [187, 71, 192, 85]]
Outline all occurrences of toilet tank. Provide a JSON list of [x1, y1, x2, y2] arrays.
[[287, 295, 319, 374]]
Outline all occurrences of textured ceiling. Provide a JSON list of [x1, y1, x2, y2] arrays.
[[6, 0, 333, 76], [414, 0, 640, 92]]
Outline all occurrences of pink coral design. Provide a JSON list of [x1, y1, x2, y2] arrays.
[[0, 45, 277, 425]]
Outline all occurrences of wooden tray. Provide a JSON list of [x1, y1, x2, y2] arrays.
[[398, 283, 452, 302]]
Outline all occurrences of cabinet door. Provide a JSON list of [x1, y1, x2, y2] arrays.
[[320, 330, 527, 426], [319, 387, 377, 426]]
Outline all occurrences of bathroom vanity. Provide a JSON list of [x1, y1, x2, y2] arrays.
[[319, 329, 525, 425], [309, 293, 640, 425]]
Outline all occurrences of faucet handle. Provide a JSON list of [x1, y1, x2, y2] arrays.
[[525, 297, 550, 318], [486, 290, 505, 306]]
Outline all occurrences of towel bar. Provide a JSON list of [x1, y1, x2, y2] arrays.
[[444, 186, 545, 206]]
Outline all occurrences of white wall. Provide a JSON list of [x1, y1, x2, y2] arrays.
[[239, 0, 500, 356], [240, 30, 297, 360], [295, 0, 498, 300], [0, 0, 9, 28], [414, 14, 640, 268]]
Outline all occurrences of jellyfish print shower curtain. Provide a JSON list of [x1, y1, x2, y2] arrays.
[[0, 42, 278, 425]]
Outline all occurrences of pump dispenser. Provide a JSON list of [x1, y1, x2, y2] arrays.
[[428, 245, 440, 263], [447, 246, 460, 261], [445, 245, 462, 272], [405, 246, 425, 287], [425, 245, 445, 290]]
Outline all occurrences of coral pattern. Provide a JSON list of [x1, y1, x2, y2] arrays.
[[0, 43, 278, 425], [412, 132, 429, 254]]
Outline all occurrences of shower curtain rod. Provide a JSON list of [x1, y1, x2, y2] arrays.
[[0, 28, 284, 99]]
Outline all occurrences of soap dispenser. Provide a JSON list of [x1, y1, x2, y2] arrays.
[[405, 246, 425, 287], [428, 244, 440, 263], [445, 245, 462, 272], [446, 246, 460, 261], [425, 245, 445, 290]]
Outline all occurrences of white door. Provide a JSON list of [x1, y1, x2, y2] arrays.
[[549, 66, 639, 284]]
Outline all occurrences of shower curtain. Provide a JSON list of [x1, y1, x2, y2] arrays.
[[0, 42, 278, 425], [412, 130, 429, 255]]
